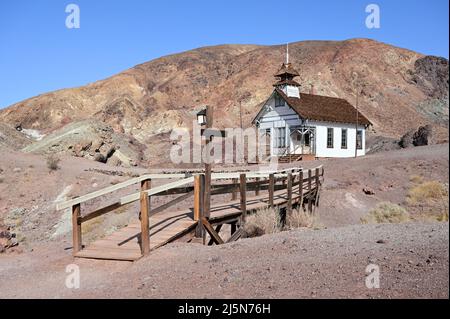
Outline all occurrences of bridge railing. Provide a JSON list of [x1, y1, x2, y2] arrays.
[[56, 166, 324, 257]]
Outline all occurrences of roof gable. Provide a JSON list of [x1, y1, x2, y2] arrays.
[[274, 88, 372, 126]]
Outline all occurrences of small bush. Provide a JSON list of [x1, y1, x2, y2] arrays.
[[285, 209, 316, 229], [0, 177, 4, 183], [407, 181, 448, 205], [438, 210, 449, 222], [46, 154, 61, 171], [243, 207, 280, 238], [361, 202, 410, 224]]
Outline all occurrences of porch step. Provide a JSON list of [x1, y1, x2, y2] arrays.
[[278, 154, 316, 163]]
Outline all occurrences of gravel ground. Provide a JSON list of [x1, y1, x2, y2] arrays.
[[0, 222, 447, 298], [0, 144, 448, 298]]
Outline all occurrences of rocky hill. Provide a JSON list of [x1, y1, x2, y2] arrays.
[[0, 39, 448, 166]]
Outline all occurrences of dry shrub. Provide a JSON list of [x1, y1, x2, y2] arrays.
[[438, 210, 449, 222], [406, 181, 448, 205], [361, 202, 410, 224], [243, 207, 280, 238], [409, 175, 424, 184], [46, 154, 61, 171], [285, 209, 317, 229], [406, 181, 448, 221]]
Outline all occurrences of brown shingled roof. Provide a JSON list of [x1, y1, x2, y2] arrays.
[[275, 88, 371, 126], [273, 79, 301, 87], [274, 63, 300, 77]]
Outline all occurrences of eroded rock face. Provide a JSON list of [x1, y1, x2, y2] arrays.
[[400, 125, 433, 148], [412, 56, 449, 100], [21, 120, 144, 167]]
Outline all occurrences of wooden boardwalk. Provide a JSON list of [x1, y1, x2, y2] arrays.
[[76, 210, 197, 261], [57, 167, 323, 261]]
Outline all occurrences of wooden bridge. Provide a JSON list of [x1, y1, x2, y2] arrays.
[[56, 166, 324, 261]]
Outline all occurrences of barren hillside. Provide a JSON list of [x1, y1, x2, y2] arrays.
[[0, 39, 448, 166]]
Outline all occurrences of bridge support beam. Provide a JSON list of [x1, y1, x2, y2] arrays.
[[72, 204, 82, 255], [194, 174, 205, 238]]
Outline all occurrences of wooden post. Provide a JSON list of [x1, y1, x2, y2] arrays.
[[140, 190, 150, 255], [194, 174, 205, 238], [141, 178, 151, 191], [315, 167, 320, 189], [287, 173, 293, 214], [72, 204, 82, 254], [298, 171, 304, 210], [203, 105, 213, 219], [269, 174, 274, 207], [231, 178, 238, 200], [314, 167, 321, 212], [239, 173, 247, 224], [139, 178, 151, 220], [308, 169, 312, 213], [255, 177, 260, 196]]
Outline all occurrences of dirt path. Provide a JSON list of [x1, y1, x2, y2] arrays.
[[0, 222, 447, 298]]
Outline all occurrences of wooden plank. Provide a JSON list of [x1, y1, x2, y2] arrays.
[[57, 173, 188, 210], [299, 171, 304, 210], [79, 202, 121, 224], [231, 178, 238, 200], [208, 224, 223, 245], [308, 169, 312, 213], [201, 217, 224, 245], [287, 173, 293, 214], [240, 173, 247, 223], [120, 176, 194, 205], [140, 191, 150, 255], [226, 227, 242, 243], [75, 248, 141, 261], [72, 204, 82, 254], [150, 190, 194, 216], [193, 175, 202, 221], [269, 174, 274, 207], [255, 177, 260, 196], [194, 174, 205, 238]]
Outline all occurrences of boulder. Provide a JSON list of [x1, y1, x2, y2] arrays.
[[93, 153, 107, 163], [399, 125, 433, 148], [413, 125, 433, 146], [399, 130, 415, 148], [99, 144, 116, 159]]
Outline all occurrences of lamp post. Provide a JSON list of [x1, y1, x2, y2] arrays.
[[196, 106, 213, 222]]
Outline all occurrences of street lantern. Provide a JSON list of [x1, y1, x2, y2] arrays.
[[196, 108, 207, 126]]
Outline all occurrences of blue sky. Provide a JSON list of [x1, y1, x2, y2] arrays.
[[0, 0, 448, 108]]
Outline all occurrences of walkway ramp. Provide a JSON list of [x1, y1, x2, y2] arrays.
[[56, 167, 324, 262]]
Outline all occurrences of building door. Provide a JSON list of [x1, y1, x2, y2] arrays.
[[290, 126, 315, 155]]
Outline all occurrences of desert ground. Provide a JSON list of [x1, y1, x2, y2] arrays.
[[0, 144, 448, 298]]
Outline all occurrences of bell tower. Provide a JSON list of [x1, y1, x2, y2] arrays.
[[273, 44, 301, 98]]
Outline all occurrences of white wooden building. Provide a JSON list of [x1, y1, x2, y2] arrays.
[[252, 62, 371, 159]]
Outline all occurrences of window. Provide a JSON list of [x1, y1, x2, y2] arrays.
[[341, 129, 347, 149], [274, 94, 284, 107], [327, 128, 334, 148], [356, 130, 363, 150], [275, 127, 286, 147]]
